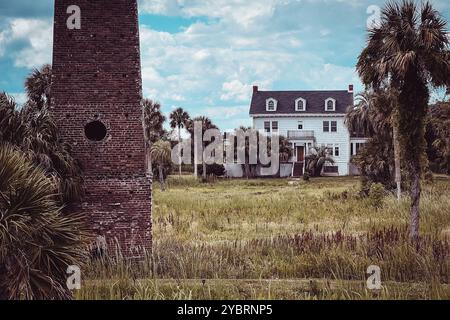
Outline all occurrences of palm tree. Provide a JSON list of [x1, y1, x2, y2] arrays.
[[186, 116, 218, 182], [345, 88, 402, 200], [427, 101, 450, 174], [169, 108, 190, 176], [0, 93, 25, 146], [231, 128, 292, 178], [0, 144, 89, 300], [150, 140, 172, 191], [278, 136, 293, 162], [305, 146, 335, 177], [233, 126, 254, 179], [25, 64, 52, 110], [268, 135, 293, 177], [0, 91, 83, 205], [23, 65, 84, 204], [142, 99, 166, 175], [357, 1, 450, 240], [345, 92, 374, 136]]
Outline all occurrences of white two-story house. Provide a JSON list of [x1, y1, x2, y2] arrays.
[[250, 85, 365, 177]]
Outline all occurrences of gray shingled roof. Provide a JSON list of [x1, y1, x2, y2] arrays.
[[249, 90, 353, 115]]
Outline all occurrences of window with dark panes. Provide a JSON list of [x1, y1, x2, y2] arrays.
[[272, 121, 278, 132], [331, 121, 337, 132]]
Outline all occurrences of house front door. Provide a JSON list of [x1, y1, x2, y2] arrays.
[[296, 146, 305, 162]]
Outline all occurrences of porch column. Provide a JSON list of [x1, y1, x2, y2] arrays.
[[291, 142, 295, 177]]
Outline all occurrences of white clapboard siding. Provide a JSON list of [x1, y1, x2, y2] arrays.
[[253, 116, 351, 175]]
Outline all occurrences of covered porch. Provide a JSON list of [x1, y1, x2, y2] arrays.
[[287, 130, 315, 177]]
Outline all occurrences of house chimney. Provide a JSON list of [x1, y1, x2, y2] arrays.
[[348, 84, 354, 93], [253, 85, 258, 94]]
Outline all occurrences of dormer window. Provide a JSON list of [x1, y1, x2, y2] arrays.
[[325, 98, 336, 111], [266, 98, 277, 112], [295, 98, 306, 111]]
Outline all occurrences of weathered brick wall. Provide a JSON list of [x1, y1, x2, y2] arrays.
[[51, 0, 152, 257]]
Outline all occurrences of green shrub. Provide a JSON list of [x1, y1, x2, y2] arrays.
[[368, 183, 387, 208], [0, 144, 89, 300], [197, 163, 225, 177], [303, 172, 310, 181]]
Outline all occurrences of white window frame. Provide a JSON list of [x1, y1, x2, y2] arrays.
[[334, 145, 340, 157], [295, 98, 307, 111], [266, 98, 278, 112], [325, 98, 336, 112], [331, 120, 337, 132], [272, 121, 279, 132]]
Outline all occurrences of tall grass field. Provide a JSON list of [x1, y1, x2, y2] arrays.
[[77, 176, 450, 300]]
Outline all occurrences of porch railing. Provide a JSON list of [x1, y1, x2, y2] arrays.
[[287, 130, 315, 140]]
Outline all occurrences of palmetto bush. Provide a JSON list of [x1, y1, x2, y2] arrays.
[[305, 146, 335, 177], [1, 66, 84, 206], [0, 144, 89, 300]]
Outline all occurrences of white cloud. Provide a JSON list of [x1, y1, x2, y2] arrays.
[[139, 0, 183, 16], [220, 80, 251, 102], [0, 18, 53, 68], [303, 63, 360, 90], [139, 0, 276, 29], [200, 105, 249, 119], [2, 0, 392, 130], [137, 0, 367, 130]]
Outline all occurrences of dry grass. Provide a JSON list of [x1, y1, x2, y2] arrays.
[[78, 175, 450, 300]]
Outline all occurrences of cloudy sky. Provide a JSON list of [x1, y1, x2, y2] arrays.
[[0, 0, 449, 130]]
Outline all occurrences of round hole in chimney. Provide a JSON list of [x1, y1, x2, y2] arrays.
[[84, 120, 107, 142], [124, 113, 129, 119]]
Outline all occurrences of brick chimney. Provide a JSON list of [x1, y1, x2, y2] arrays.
[[253, 85, 258, 94], [348, 84, 354, 93]]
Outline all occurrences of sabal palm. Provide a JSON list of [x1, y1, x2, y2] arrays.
[[278, 136, 293, 163], [0, 144, 88, 300], [0, 93, 26, 145], [169, 108, 190, 176], [142, 99, 166, 174], [25, 64, 52, 110], [346, 88, 402, 199], [428, 101, 450, 173], [0, 91, 83, 205], [305, 146, 335, 177], [357, 1, 450, 239], [233, 126, 254, 178], [150, 140, 172, 191], [186, 116, 218, 182]]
